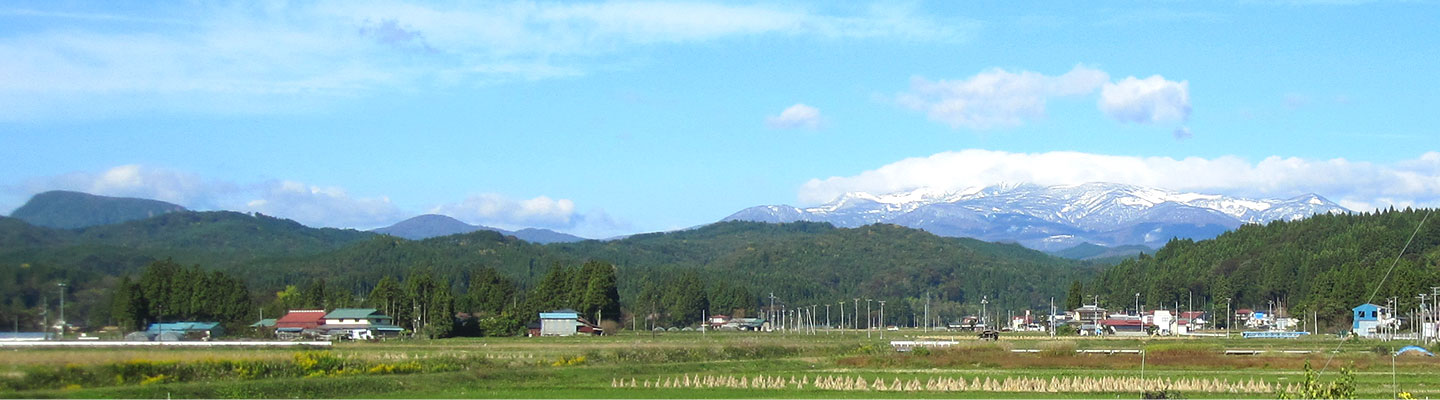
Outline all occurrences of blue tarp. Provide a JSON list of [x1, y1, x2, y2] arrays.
[[1395, 345, 1435, 357]]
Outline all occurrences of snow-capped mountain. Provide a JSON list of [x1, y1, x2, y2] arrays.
[[722, 182, 1350, 251]]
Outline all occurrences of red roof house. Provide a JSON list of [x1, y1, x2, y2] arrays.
[[275, 310, 328, 330]]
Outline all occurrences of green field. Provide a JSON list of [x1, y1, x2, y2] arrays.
[[3, 331, 1437, 399]]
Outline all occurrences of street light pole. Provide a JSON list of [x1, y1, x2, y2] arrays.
[[980, 295, 989, 330], [1135, 293, 1141, 317]]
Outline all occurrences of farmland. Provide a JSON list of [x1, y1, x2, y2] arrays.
[[3, 331, 1438, 399]]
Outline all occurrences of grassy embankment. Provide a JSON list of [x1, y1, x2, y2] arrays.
[[3, 331, 1438, 398]]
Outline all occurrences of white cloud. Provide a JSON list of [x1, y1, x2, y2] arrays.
[[797, 149, 1440, 211], [244, 181, 404, 229], [0, 1, 968, 121], [6, 165, 629, 236], [19, 164, 231, 207], [897, 66, 1196, 130], [1099, 75, 1191, 124], [896, 65, 1110, 129], [766, 103, 822, 130], [431, 194, 577, 230]]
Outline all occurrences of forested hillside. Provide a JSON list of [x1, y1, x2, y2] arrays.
[[248, 221, 1095, 325], [1089, 208, 1439, 332], [1, 215, 1093, 332], [0, 211, 374, 331]]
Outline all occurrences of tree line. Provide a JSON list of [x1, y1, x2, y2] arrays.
[[1084, 208, 1439, 332]]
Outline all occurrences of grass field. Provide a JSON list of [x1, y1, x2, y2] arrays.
[[3, 330, 1437, 398]]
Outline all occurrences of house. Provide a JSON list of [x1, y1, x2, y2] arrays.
[[538, 309, 603, 336], [1179, 311, 1207, 330], [1235, 308, 1254, 326], [144, 322, 223, 341], [274, 309, 328, 339], [1010, 311, 1039, 331], [323, 308, 403, 339], [708, 314, 731, 329], [1101, 317, 1145, 335], [1352, 303, 1395, 337], [1071, 305, 1107, 335]]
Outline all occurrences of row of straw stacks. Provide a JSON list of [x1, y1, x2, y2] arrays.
[[610, 374, 1277, 393]]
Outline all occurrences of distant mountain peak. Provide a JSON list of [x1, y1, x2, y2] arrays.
[[9, 190, 187, 229], [372, 214, 586, 243], [725, 182, 1350, 251]]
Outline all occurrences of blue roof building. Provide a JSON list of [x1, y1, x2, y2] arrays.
[[1352, 303, 1388, 337], [144, 321, 224, 340]]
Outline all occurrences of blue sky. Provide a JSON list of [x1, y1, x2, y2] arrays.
[[2, 1, 1438, 238]]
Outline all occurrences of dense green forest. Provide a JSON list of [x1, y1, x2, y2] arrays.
[[1089, 208, 1439, 333], [0, 213, 1095, 333], [9, 207, 1437, 336]]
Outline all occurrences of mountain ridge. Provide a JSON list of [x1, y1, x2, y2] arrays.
[[372, 214, 586, 243], [725, 182, 1350, 250], [9, 190, 187, 229]]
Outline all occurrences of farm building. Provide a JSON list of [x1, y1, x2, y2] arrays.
[[322, 308, 403, 339], [724, 317, 767, 331], [1101, 317, 1145, 335], [537, 309, 602, 336], [139, 322, 223, 341]]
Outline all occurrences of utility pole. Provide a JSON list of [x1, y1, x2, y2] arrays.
[[924, 291, 931, 332], [866, 299, 873, 338], [1418, 294, 1426, 345], [1268, 299, 1275, 330], [853, 298, 860, 331], [839, 301, 845, 334], [1225, 297, 1232, 337], [768, 293, 776, 332], [825, 304, 831, 334], [40, 295, 48, 340], [57, 282, 66, 339], [878, 300, 886, 339], [1050, 296, 1056, 337], [1134, 293, 1141, 317]]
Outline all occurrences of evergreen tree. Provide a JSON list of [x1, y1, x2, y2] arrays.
[[1065, 280, 1084, 310], [424, 286, 455, 338], [367, 276, 405, 320], [662, 273, 708, 327], [460, 266, 515, 316], [578, 260, 620, 323], [109, 276, 144, 330], [530, 264, 572, 312]]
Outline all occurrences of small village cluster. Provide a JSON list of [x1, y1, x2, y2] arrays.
[[121, 308, 402, 341], [608, 374, 1280, 394], [89, 300, 1438, 341]]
